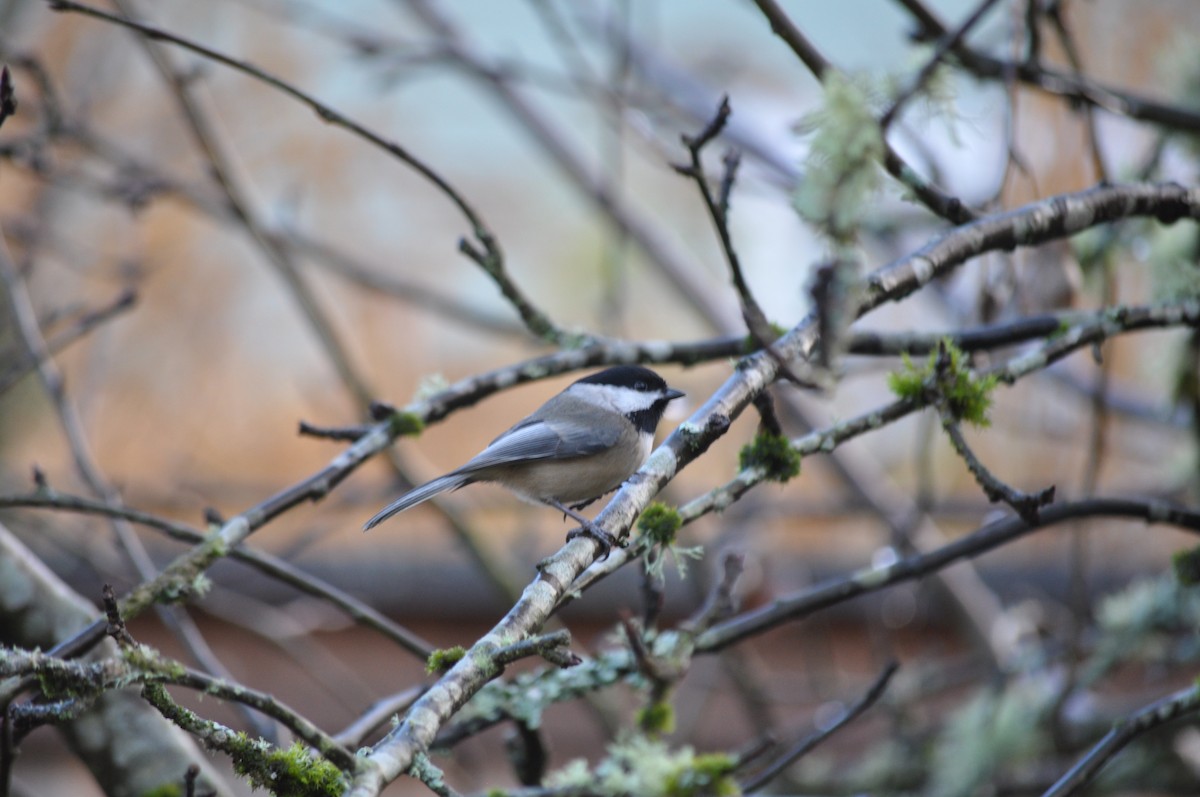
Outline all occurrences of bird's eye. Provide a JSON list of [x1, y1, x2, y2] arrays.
[[634, 381, 647, 391]]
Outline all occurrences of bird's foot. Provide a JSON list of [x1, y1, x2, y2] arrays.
[[566, 522, 625, 561]]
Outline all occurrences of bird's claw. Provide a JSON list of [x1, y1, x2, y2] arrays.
[[567, 523, 625, 561]]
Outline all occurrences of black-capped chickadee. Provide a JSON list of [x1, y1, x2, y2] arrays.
[[363, 366, 684, 541]]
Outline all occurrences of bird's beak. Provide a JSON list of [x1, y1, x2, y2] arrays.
[[664, 388, 685, 401]]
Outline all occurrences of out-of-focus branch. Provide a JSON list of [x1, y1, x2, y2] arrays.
[[1042, 682, 1200, 797], [0, 490, 434, 659], [92, 0, 379, 407], [0, 233, 277, 738], [0, 62, 526, 340], [878, 0, 1006, 130], [48, 0, 566, 345], [751, 0, 977, 224], [742, 661, 899, 792], [864, 182, 1199, 311], [401, 0, 740, 330], [0, 287, 136, 396], [695, 498, 1200, 652], [0, 64, 15, 129], [894, 0, 1200, 134], [0, 522, 225, 795]]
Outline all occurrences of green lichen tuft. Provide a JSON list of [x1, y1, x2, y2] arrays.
[[1159, 35, 1200, 157], [1147, 222, 1200, 302], [887, 342, 998, 427], [155, 573, 200, 605], [123, 644, 187, 680], [793, 71, 885, 242], [940, 358, 997, 428], [409, 752, 449, 794], [1173, 545, 1200, 587], [231, 740, 345, 797], [426, 645, 466, 675], [738, 432, 801, 483], [545, 735, 739, 797], [388, 411, 426, 438], [636, 701, 676, 735], [665, 752, 739, 797], [190, 572, 213, 599], [139, 785, 184, 797], [741, 322, 789, 353], [141, 683, 346, 797], [886, 351, 926, 401], [203, 533, 229, 559], [638, 503, 683, 547]]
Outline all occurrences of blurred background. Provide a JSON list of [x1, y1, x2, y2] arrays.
[[3, 0, 1200, 794]]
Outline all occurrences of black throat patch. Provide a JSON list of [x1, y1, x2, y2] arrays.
[[626, 401, 670, 436]]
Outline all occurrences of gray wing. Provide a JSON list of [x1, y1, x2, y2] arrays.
[[455, 414, 621, 474]]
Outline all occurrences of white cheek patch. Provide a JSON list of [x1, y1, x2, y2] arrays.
[[569, 383, 660, 415]]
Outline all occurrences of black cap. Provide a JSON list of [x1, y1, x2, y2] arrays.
[[575, 365, 670, 393]]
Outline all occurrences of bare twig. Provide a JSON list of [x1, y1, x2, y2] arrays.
[[895, 0, 1200, 133], [940, 414, 1055, 520], [0, 490, 434, 659], [0, 287, 137, 396], [681, 551, 745, 634], [493, 630, 578, 669], [742, 661, 899, 792], [878, 0, 1006, 130], [695, 497, 1200, 652], [673, 97, 815, 386], [101, 584, 135, 648], [0, 233, 280, 737], [333, 686, 425, 748], [1042, 683, 1200, 797], [674, 99, 762, 330], [402, 0, 739, 329]]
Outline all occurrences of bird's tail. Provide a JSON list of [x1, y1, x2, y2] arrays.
[[362, 472, 472, 531]]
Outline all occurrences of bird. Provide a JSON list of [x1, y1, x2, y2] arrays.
[[363, 365, 684, 546]]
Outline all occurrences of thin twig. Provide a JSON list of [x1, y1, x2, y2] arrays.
[[1042, 683, 1200, 797], [940, 414, 1055, 520], [333, 686, 425, 748], [878, 0, 1007, 129], [402, 0, 738, 329], [895, 0, 1200, 133], [674, 97, 813, 385], [0, 490, 434, 659], [695, 497, 1200, 652], [742, 661, 899, 792], [0, 287, 137, 396]]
